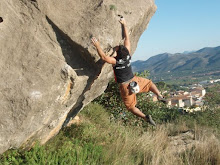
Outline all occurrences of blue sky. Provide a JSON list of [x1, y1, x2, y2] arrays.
[[132, 0, 220, 61]]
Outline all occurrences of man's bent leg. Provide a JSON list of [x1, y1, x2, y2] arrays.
[[149, 82, 162, 97], [128, 106, 156, 126], [149, 82, 167, 104], [128, 106, 146, 119]]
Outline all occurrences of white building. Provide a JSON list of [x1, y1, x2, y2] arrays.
[[190, 87, 206, 97], [167, 87, 206, 108], [167, 96, 193, 108]]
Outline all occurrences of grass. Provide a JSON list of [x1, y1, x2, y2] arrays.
[[1, 103, 219, 165], [0, 138, 103, 165], [181, 131, 220, 165]]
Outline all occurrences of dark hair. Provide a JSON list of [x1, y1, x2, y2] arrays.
[[0, 17, 3, 23], [116, 45, 129, 60]]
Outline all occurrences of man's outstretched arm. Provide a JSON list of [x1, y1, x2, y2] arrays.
[[119, 17, 131, 54], [91, 37, 116, 65]]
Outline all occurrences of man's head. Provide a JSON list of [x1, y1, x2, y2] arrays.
[[115, 45, 129, 60], [0, 17, 3, 23]]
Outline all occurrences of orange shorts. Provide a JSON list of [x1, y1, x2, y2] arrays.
[[119, 76, 152, 109]]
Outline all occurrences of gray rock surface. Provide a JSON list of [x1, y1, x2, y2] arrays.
[[0, 0, 156, 153]]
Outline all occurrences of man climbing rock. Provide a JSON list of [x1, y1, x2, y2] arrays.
[[91, 17, 166, 126]]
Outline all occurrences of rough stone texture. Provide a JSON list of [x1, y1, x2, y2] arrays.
[[168, 130, 197, 154], [0, 0, 156, 153]]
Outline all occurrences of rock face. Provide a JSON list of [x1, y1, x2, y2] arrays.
[[0, 0, 156, 153]]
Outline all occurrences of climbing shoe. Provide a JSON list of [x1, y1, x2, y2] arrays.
[[157, 96, 167, 104], [145, 115, 156, 126]]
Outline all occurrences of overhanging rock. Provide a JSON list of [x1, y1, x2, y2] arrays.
[[0, 0, 156, 153]]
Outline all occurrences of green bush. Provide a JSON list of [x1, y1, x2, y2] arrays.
[[0, 135, 104, 165], [205, 84, 220, 107]]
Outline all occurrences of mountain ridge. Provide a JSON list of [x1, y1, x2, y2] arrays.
[[132, 46, 220, 81]]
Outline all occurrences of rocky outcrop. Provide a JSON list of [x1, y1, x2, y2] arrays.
[[0, 0, 156, 153]]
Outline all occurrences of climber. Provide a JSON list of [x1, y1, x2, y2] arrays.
[[91, 16, 167, 126]]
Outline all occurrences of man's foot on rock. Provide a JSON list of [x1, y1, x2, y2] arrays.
[[145, 115, 156, 126], [157, 96, 167, 104]]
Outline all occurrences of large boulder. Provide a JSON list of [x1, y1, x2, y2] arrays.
[[0, 0, 156, 153]]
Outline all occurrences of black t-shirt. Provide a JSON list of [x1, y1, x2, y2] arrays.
[[113, 55, 134, 83]]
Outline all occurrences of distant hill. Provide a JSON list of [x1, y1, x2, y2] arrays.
[[132, 46, 220, 81]]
